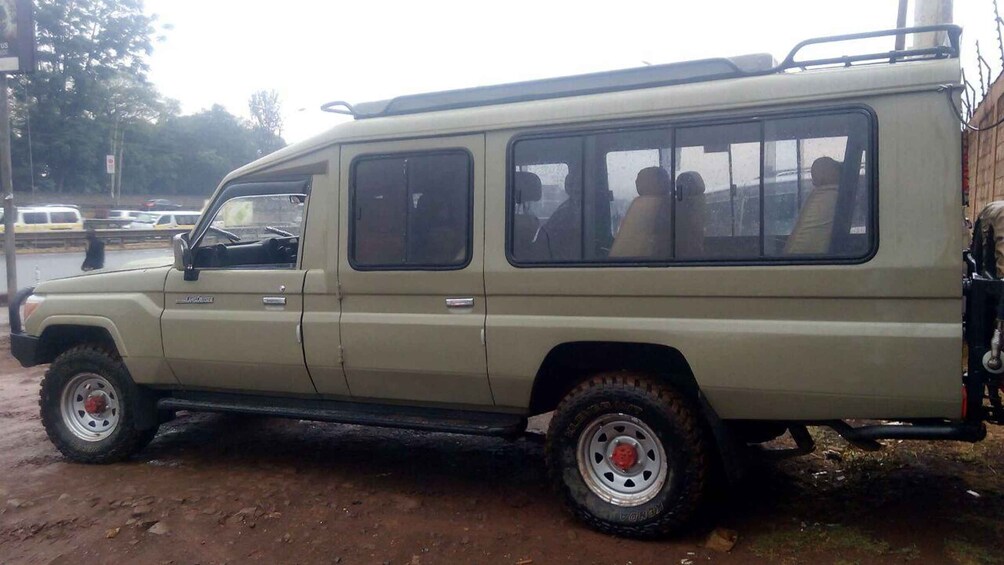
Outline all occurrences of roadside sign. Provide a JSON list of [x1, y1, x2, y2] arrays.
[[0, 0, 34, 74], [106, 155, 116, 175]]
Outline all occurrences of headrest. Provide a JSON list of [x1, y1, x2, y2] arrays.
[[564, 171, 582, 197], [514, 171, 542, 203], [636, 167, 672, 196], [811, 157, 842, 187], [676, 171, 706, 197]]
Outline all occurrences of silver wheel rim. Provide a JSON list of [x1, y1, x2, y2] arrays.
[[576, 413, 669, 507], [60, 373, 121, 442]]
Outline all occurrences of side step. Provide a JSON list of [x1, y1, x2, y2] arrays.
[[158, 392, 528, 438], [825, 420, 986, 451]]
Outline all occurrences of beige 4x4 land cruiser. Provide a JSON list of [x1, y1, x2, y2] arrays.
[[10, 26, 1001, 538]]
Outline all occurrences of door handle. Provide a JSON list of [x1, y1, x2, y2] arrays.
[[445, 297, 475, 309], [263, 296, 287, 306]]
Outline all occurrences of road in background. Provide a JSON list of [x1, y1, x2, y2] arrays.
[[0, 248, 172, 287]]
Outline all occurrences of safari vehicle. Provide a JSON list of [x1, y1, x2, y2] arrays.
[[0, 205, 83, 233], [9, 25, 1000, 538]]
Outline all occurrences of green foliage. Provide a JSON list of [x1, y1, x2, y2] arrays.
[[249, 89, 285, 158], [8, 0, 283, 197]]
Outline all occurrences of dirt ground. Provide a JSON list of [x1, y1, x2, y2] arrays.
[[1, 348, 1002, 565]]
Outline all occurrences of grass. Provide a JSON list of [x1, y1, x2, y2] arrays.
[[750, 523, 920, 564], [944, 538, 1003, 565]]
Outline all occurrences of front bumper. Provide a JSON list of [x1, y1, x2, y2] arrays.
[[8, 287, 39, 367], [10, 332, 39, 367]]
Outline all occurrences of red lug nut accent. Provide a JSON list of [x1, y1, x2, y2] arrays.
[[610, 443, 638, 471], [84, 394, 107, 416]]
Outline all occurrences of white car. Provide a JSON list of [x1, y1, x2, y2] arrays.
[[128, 211, 202, 230]]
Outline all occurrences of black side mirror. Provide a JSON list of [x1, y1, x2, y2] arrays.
[[173, 233, 198, 281]]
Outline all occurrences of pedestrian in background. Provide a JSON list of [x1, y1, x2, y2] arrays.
[[81, 229, 105, 271]]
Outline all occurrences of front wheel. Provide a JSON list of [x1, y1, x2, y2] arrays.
[[546, 373, 710, 538], [39, 345, 159, 464]]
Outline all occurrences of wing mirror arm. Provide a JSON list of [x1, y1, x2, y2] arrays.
[[173, 233, 199, 281]]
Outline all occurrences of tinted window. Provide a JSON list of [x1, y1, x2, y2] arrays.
[[509, 110, 873, 265], [49, 211, 79, 223], [351, 151, 471, 269], [22, 212, 47, 224]]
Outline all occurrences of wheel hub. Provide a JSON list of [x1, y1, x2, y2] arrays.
[[84, 393, 108, 416], [60, 373, 121, 442], [576, 413, 670, 507], [610, 442, 639, 471]]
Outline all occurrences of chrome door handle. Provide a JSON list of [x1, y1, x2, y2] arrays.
[[263, 296, 287, 306], [445, 297, 475, 309]]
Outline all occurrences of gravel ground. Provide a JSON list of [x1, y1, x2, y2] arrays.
[[0, 346, 1002, 565]]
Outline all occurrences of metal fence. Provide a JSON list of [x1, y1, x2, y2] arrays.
[[0, 228, 187, 250]]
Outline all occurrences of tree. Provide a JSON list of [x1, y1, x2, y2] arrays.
[[7, 0, 281, 199], [248, 89, 285, 157], [14, 0, 163, 193]]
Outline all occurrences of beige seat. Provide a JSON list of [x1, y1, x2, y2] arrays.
[[512, 171, 544, 260], [784, 157, 842, 255], [609, 167, 674, 259], [675, 171, 707, 259]]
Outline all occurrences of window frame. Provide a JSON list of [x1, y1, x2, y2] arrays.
[[505, 104, 879, 268], [189, 177, 313, 272], [348, 148, 475, 272]]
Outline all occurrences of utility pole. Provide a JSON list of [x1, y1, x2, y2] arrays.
[[896, 0, 909, 51], [1, 75, 17, 305], [912, 0, 954, 49]]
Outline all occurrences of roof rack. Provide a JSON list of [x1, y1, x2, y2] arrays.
[[322, 24, 962, 121]]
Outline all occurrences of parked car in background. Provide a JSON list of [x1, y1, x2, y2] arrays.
[[108, 210, 141, 221], [0, 205, 84, 233], [141, 199, 182, 211], [128, 210, 201, 230]]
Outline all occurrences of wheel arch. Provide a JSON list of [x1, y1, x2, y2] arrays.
[[36, 317, 126, 364], [528, 341, 700, 416]]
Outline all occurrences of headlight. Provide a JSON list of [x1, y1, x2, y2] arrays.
[[20, 294, 44, 324]]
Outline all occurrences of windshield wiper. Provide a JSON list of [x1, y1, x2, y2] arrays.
[[207, 226, 241, 243]]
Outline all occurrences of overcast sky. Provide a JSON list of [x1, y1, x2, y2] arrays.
[[143, 0, 1002, 144]]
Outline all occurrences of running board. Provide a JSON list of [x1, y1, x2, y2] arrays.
[[158, 392, 528, 438], [825, 420, 986, 451]]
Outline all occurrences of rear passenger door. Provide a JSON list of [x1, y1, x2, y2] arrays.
[[338, 135, 493, 406]]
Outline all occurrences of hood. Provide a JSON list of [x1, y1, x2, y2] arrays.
[[35, 264, 173, 295]]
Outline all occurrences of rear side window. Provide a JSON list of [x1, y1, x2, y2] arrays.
[[350, 151, 472, 270], [22, 212, 47, 224], [49, 212, 79, 223], [508, 109, 874, 265]]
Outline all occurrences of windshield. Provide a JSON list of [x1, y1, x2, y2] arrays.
[[135, 213, 159, 223]]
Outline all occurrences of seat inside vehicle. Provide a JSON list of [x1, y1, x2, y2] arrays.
[[513, 171, 544, 260], [609, 166, 674, 260], [784, 156, 842, 255]]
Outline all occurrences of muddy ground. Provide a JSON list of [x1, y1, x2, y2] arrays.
[[1, 348, 1002, 565]]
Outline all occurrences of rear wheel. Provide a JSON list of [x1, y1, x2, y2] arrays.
[[40, 345, 159, 464], [546, 372, 710, 538]]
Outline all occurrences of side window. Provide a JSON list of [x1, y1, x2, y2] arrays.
[[195, 193, 306, 269], [23, 212, 48, 225], [49, 211, 79, 223], [508, 110, 874, 265], [676, 123, 761, 260], [763, 113, 872, 257], [350, 151, 471, 269], [157, 215, 172, 226]]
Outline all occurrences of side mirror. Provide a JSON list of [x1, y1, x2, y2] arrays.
[[172, 233, 198, 281]]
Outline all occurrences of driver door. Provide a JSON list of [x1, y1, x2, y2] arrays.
[[161, 179, 317, 395]]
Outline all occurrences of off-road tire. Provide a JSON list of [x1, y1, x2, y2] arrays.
[[546, 372, 710, 538], [39, 345, 159, 464]]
